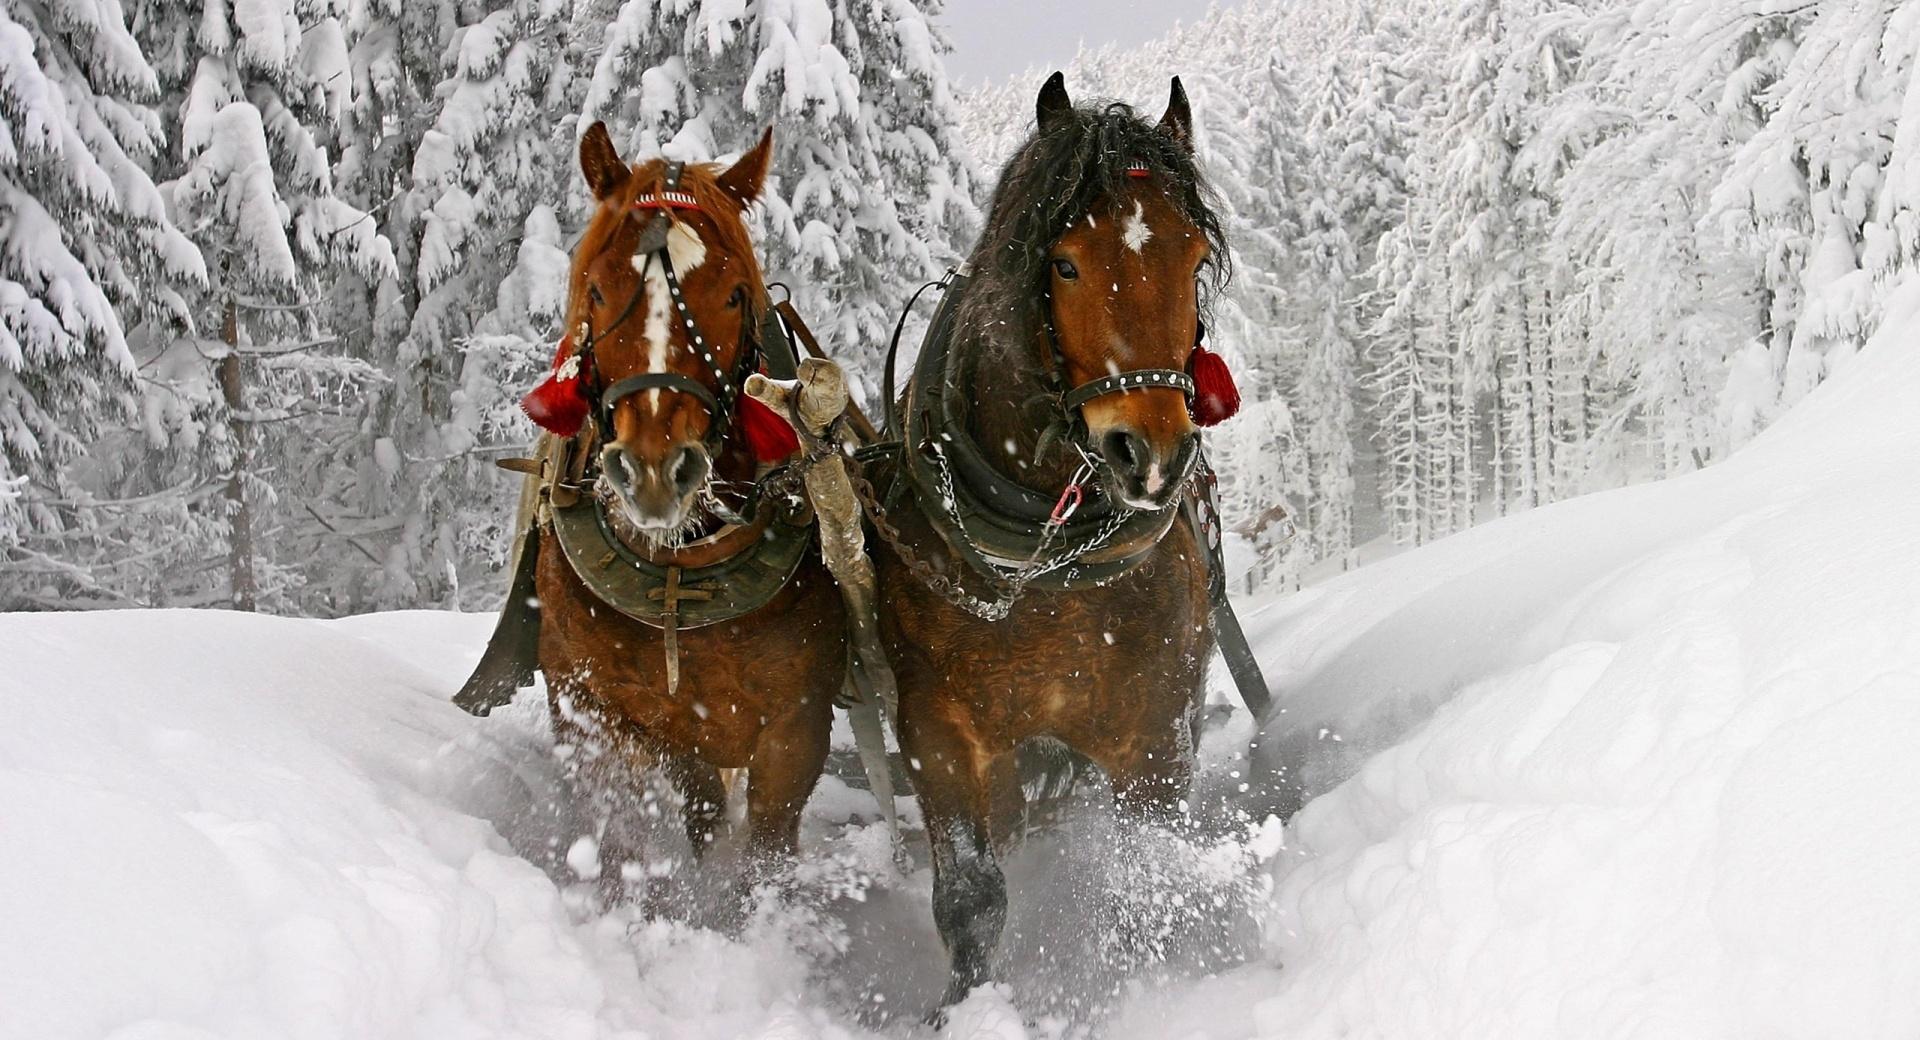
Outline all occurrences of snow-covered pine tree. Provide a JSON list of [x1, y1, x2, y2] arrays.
[[581, 0, 977, 412], [321, 0, 574, 609], [1365, 208, 1426, 545], [1200, 51, 1315, 588], [1293, 52, 1364, 568], [134, 0, 395, 610], [315, 0, 461, 609], [422, 2, 579, 597], [1324, 10, 1418, 550], [1708, 0, 1917, 426], [1424, 0, 1532, 516], [0, 0, 201, 597], [1353, 6, 1474, 545], [1546, 2, 1748, 480]]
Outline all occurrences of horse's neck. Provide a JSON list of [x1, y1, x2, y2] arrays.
[[961, 326, 1082, 496]]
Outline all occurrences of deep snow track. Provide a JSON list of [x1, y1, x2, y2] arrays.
[[9, 291, 1920, 1039], [0, 607, 1272, 1039]]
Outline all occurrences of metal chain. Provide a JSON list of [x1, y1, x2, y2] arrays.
[[846, 448, 1126, 622], [847, 454, 1010, 619], [925, 440, 1126, 592]]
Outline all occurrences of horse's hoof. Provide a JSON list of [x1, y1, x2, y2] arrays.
[[928, 982, 1024, 1036]]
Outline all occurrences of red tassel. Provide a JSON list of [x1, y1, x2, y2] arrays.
[[738, 393, 800, 462], [1187, 344, 1240, 426], [521, 335, 590, 437]]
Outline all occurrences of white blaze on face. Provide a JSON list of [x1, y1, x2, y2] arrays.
[[1121, 198, 1153, 254], [632, 220, 709, 408]]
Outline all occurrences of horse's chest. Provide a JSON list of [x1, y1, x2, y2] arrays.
[[537, 546, 842, 759], [889, 525, 1212, 738]]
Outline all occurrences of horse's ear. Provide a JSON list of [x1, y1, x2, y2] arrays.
[[1036, 71, 1072, 132], [580, 121, 629, 200], [718, 127, 774, 207], [1159, 77, 1193, 152]]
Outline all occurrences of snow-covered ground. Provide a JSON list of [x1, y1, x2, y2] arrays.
[[1216, 285, 1920, 1038], [8, 293, 1920, 1038]]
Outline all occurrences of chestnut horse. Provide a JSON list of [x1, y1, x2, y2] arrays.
[[872, 75, 1231, 1007], [501, 124, 843, 907]]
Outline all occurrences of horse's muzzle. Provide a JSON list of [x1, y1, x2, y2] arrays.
[[1097, 426, 1198, 510], [599, 441, 712, 532]]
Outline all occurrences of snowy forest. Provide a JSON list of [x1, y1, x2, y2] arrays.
[[6, 0, 1919, 612]]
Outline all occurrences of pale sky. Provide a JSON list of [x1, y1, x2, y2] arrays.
[[935, 0, 1243, 86]]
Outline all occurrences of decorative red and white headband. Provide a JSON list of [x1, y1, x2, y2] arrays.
[[635, 190, 701, 212]]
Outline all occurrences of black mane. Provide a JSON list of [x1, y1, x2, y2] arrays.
[[960, 99, 1231, 340]]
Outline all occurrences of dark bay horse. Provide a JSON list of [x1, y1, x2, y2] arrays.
[[872, 75, 1231, 1006], [484, 124, 845, 908]]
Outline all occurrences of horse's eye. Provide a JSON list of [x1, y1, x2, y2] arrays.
[[727, 285, 747, 309], [589, 285, 605, 306], [1052, 258, 1079, 281]]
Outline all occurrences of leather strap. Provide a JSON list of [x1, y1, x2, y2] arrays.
[[601, 371, 720, 417], [1186, 458, 1272, 722], [1060, 367, 1194, 412]]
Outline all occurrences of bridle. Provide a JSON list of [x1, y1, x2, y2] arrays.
[[1039, 163, 1198, 426], [571, 162, 759, 468], [1031, 159, 1204, 502], [1036, 281, 1203, 480]]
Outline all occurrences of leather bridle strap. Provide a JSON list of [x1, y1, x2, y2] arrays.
[[1040, 283, 1197, 416], [600, 371, 721, 418], [1060, 367, 1194, 412]]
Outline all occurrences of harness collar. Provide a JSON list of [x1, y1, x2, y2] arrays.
[[898, 267, 1182, 594]]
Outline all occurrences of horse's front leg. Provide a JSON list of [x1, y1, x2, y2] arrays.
[[904, 705, 1014, 1010], [548, 681, 656, 909], [1098, 707, 1198, 829], [740, 704, 830, 885], [660, 752, 727, 858], [1088, 710, 1204, 966]]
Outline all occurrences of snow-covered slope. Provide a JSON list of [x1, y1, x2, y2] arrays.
[[7, 292, 1920, 1038], [1196, 284, 1920, 1039]]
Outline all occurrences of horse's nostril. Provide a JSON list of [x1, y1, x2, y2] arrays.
[[668, 446, 710, 496], [1100, 428, 1150, 482], [600, 445, 636, 493]]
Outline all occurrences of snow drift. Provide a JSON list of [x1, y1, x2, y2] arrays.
[[1207, 284, 1920, 1038], [0, 610, 872, 1039], [7, 292, 1920, 1038]]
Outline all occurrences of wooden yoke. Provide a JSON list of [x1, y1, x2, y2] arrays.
[[745, 359, 904, 849]]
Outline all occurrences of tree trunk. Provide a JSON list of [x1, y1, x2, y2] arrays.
[[219, 297, 256, 612]]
